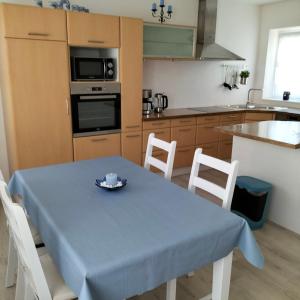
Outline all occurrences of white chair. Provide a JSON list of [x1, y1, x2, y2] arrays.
[[144, 133, 177, 180], [187, 148, 239, 288], [0, 170, 43, 288], [0, 183, 76, 300], [188, 148, 239, 210]]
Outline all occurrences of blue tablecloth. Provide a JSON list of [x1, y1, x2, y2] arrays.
[[9, 157, 264, 300]]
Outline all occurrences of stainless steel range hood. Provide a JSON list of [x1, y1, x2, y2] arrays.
[[195, 0, 245, 61]]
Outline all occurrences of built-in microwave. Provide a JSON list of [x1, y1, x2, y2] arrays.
[[71, 57, 116, 81], [71, 82, 121, 137]]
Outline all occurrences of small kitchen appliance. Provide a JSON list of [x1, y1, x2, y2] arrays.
[[71, 57, 116, 81], [153, 93, 168, 113], [143, 89, 154, 115]]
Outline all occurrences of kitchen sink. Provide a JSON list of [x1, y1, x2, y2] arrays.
[[221, 104, 289, 111]]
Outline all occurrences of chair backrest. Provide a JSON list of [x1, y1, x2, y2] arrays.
[[0, 184, 52, 300], [0, 169, 5, 182], [144, 133, 177, 180], [188, 148, 239, 210]]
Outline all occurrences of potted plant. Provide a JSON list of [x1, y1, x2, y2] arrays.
[[240, 70, 250, 85]]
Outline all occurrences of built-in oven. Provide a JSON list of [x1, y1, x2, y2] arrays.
[[71, 82, 121, 137]]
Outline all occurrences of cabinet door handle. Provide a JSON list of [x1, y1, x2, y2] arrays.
[[203, 126, 215, 129], [126, 134, 140, 138], [152, 122, 166, 126], [179, 120, 192, 123], [91, 138, 108, 142], [66, 99, 70, 115], [179, 128, 192, 132], [28, 32, 49, 37], [88, 40, 105, 44], [126, 125, 140, 129], [178, 149, 190, 153]]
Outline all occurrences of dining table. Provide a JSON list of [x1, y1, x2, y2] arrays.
[[8, 156, 264, 300]]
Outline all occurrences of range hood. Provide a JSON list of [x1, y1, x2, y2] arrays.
[[195, 0, 245, 61]]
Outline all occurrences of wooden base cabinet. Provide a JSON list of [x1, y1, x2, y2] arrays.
[[244, 112, 274, 123], [121, 132, 142, 165], [73, 134, 121, 161], [174, 146, 195, 169]]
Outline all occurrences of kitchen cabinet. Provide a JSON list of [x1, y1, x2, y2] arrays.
[[143, 120, 171, 130], [244, 112, 274, 123], [143, 23, 196, 59], [0, 3, 67, 41], [198, 142, 219, 158], [171, 126, 196, 147], [174, 146, 195, 169], [0, 38, 73, 171], [219, 140, 233, 160], [218, 113, 243, 160], [196, 116, 220, 144], [120, 17, 143, 132], [73, 134, 121, 161], [121, 132, 142, 165], [142, 128, 171, 152], [67, 11, 120, 47]]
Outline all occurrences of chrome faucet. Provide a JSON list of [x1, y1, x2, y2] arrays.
[[247, 88, 263, 108]]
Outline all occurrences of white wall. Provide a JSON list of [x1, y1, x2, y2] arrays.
[[255, 0, 300, 103]]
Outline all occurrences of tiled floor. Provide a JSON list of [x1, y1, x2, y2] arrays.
[[1, 170, 300, 299]]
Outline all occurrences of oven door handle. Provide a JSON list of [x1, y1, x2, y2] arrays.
[[79, 95, 117, 100]]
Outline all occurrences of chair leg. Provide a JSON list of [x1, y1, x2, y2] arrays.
[[166, 279, 176, 300], [15, 263, 25, 300], [211, 251, 233, 300], [24, 279, 36, 300], [5, 234, 17, 288]]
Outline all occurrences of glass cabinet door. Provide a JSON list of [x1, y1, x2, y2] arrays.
[[143, 23, 196, 59]]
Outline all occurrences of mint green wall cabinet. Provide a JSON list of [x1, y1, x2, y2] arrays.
[[143, 23, 197, 59]]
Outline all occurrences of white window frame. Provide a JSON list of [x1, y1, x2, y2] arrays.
[[263, 26, 300, 102]]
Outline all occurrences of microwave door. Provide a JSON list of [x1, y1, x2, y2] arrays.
[[76, 58, 105, 80]]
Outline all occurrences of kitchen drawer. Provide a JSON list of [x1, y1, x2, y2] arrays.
[[121, 132, 142, 165], [220, 113, 242, 125], [171, 117, 196, 127], [197, 115, 220, 125], [0, 4, 67, 41], [244, 112, 274, 122], [142, 128, 171, 152], [143, 120, 171, 130], [73, 133, 121, 161], [142, 150, 167, 173], [197, 142, 219, 158], [196, 125, 220, 144], [171, 126, 196, 147], [67, 11, 120, 47], [219, 139, 233, 160], [174, 146, 195, 169]]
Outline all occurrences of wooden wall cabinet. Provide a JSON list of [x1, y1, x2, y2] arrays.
[[120, 17, 143, 165], [0, 37, 73, 171], [120, 17, 143, 132], [0, 3, 67, 41], [73, 134, 121, 161], [67, 11, 120, 47]]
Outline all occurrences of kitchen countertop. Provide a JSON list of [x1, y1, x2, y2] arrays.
[[218, 121, 300, 149], [142, 105, 300, 121]]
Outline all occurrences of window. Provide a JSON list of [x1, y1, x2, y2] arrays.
[[264, 27, 300, 102]]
